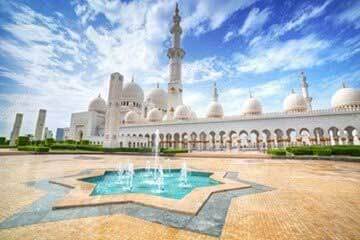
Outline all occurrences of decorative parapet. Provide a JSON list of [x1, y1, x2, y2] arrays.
[[121, 107, 360, 128]]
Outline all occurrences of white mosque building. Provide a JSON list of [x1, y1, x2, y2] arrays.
[[68, 4, 360, 150]]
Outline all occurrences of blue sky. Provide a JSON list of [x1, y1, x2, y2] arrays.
[[0, 0, 359, 137]]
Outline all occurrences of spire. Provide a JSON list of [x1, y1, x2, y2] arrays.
[[212, 81, 218, 102], [175, 2, 179, 16], [249, 89, 253, 98], [300, 71, 308, 87], [170, 2, 182, 35]]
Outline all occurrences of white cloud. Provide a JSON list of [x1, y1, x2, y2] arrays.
[[183, 57, 227, 83], [224, 7, 270, 42], [334, 1, 360, 29], [236, 35, 330, 73], [249, 0, 333, 47], [239, 8, 270, 35]]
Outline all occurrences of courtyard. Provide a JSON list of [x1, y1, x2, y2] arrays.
[[0, 154, 359, 240]]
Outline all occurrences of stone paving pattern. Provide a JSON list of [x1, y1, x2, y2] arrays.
[[0, 154, 359, 239]]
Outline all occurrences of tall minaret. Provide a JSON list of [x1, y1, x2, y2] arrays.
[[300, 72, 312, 110], [167, 3, 185, 118], [212, 82, 218, 102], [104, 72, 123, 148]]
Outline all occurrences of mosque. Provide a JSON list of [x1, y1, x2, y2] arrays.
[[68, 4, 360, 150]]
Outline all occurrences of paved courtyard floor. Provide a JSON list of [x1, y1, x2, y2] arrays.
[[0, 154, 359, 240]]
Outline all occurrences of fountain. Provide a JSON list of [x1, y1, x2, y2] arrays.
[[145, 160, 151, 175], [179, 161, 191, 188], [120, 162, 134, 191], [85, 129, 219, 199]]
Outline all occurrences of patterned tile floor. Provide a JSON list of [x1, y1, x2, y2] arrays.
[[0, 154, 359, 239]]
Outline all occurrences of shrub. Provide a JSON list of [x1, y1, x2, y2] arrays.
[[17, 146, 34, 151], [17, 145, 49, 152], [50, 144, 77, 150], [0, 145, 16, 148], [103, 147, 152, 153], [313, 147, 332, 156], [161, 148, 188, 154], [31, 140, 45, 146], [34, 146, 49, 153], [76, 145, 103, 151], [267, 148, 286, 156], [65, 140, 76, 144], [286, 146, 313, 155], [0, 137, 6, 145], [45, 138, 55, 146], [17, 136, 30, 146], [80, 140, 90, 145], [332, 146, 360, 156]]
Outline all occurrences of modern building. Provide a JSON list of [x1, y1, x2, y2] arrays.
[[9, 113, 23, 146], [55, 128, 65, 141], [67, 4, 360, 150], [34, 109, 46, 141]]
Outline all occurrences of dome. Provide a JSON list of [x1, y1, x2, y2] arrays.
[[174, 105, 192, 120], [283, 91, 307, 113], [124, 110, 139, 124], [331, 86, 360, 109], [242, 97, 262, 115], [121, 79, 144, 104], [88, 94, 106, 114], [207, 102, 224, 118], [146, 84, 167, 110], [163, 114, 172, 121], [190, 110, 197, 120], [147, 108, 163, 122]]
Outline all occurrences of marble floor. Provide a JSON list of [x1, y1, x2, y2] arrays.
[[0, 154, 359, 240]]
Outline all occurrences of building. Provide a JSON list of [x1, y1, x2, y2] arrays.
[[67, 4, 360, 150], [34, 109, 46, 141], [43, 127, 53, 140], [55, 128, 65, 141], [9, 113, 23, 146]]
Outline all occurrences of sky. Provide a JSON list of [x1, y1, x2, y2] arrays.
[[0, 0, 359, 137]]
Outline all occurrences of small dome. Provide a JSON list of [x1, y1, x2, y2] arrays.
[[331, 86, 360, 109], [124, 110, 139, 124], [121, 79, 144, 104], [190, 110, 197, 120], [147, 108, 163, 122], [242, 97, 262, 115], [88, 95, 106, 114], [207, 102, 224, 118], [283, 91, 307, 113], [174, 105, 192, 120], [146, 84, 167, 110]]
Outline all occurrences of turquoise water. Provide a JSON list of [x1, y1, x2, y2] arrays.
[[81, 169, 221, 199]]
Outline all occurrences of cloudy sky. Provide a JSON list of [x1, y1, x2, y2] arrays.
[[0, 0, 359, 137]]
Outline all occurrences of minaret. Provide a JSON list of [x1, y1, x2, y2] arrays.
[[300, 72, 312, 110], [104, 72, 123, 148], [212, 82, 218, 102], [167, 3, 185, 118]]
